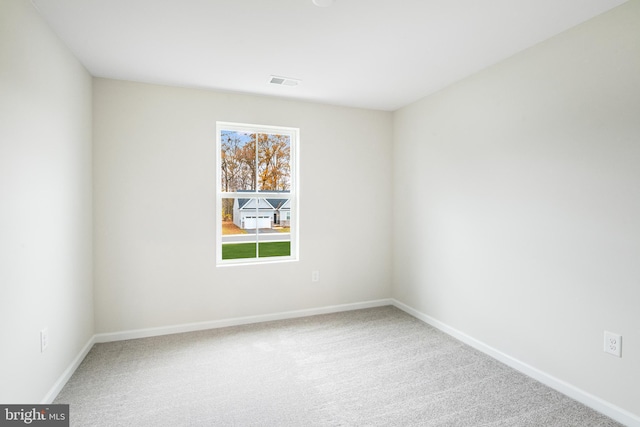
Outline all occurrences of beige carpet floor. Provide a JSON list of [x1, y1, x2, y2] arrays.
[[54, 306, 622, 426]]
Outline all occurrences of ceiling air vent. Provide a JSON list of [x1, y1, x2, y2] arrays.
[[269, 75, 300, 87]]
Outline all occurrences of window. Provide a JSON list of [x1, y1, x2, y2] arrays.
[[216, 122, 298, 265]]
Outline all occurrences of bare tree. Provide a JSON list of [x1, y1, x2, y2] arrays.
[[220, 130, 291, 220], [258, 133, 290, 191]]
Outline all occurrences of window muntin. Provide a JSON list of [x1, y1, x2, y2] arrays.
[[217, 122, 298, 265]]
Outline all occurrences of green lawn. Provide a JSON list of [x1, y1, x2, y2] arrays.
[[222, 241, 291, 260]]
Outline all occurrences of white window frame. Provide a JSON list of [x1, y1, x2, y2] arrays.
[[216, 121, 299, 266]]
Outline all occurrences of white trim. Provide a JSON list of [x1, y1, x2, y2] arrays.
[[40, 335, 96, 404], [95, 299, 393, 343], [391, 299, 640, 427]]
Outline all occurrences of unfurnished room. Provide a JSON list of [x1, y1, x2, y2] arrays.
[[1, 0, 639, 425]]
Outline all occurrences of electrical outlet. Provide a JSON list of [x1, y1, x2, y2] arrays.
[[40, 328, 49, 353], [604, 331, 621, 357], [311, 271, 320, 282]]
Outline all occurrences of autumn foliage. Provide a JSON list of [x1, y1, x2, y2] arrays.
[[220, 130, 291, 221], [220, 131, 291, 192]]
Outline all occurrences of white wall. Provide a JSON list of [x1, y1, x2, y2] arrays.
[[0, 0, 93, 403], [93, 78, 392, 333], [393, 1, 639, 419]]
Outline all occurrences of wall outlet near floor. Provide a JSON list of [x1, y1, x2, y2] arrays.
[[604, 331, 621, 357], [311, 271, 320, 282], [40, 328, 49, 353]]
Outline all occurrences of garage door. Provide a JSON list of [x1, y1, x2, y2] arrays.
[[243, 216, 271, 229]]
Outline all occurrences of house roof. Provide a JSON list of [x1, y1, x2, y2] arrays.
[[236, 191, 290, 210], [267, 199, 289, 210]]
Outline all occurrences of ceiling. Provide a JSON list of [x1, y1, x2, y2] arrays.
[[32, 0, 626, 111]]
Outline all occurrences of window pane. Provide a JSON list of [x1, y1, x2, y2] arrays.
[[220, 196, 292, 260], [222, 243, 257, 260], [257, 197, 291, 258], [220, 130, 257, 192], [258, 133, 291, 192], [220, 197, 257, 260], [258, 241, 290, 258]]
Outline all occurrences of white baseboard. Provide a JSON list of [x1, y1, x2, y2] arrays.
[[48, 298, 638, 426], [391, 299, 640, 427], [41, 335, 96, 404], [94, 299, 393, 343]]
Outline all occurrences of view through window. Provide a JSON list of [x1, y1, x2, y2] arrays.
[[217, 122, 298, 265]]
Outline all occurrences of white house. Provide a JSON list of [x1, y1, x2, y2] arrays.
[[233, 197, 290, 229], [267, 198, 291, 227]]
